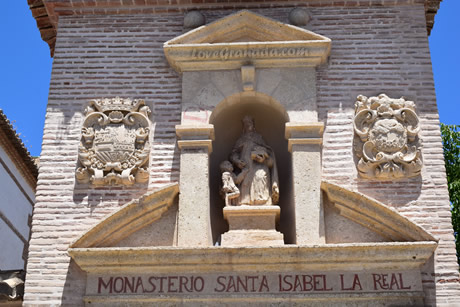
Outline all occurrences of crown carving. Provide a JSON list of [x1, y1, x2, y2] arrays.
[[89, 97, 145, 113]]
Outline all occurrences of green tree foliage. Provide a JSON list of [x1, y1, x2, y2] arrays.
[[441, 124, 460, 264]]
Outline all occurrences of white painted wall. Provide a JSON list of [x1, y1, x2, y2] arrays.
[[0, 147, 34, 271], [0, 219, 27, 270]]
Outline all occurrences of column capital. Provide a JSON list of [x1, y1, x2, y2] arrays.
[[285, 122, 324, 152], [176, 124, 215, 140], [285, 122, 324, 139], [176, 124, 215, 153]]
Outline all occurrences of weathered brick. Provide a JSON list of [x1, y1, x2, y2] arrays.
[[24, 2, 458, 306]]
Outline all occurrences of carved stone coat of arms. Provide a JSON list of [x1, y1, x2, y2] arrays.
[[76, 97, 151, 186], [353, 94, 422, 180]]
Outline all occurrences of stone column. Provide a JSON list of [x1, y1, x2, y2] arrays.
[[285, 123, 325, 245], [175, 125, 214, 247]]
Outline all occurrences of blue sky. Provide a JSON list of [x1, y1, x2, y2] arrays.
[[1, 1, 459, 157]]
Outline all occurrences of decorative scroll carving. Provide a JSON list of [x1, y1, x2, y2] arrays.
[[353, 94, 422, 179], [76, 97, 151, 186]]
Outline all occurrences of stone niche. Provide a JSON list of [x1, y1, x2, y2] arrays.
[[68, 10, 438, 306], [168, 10, 331, 247]]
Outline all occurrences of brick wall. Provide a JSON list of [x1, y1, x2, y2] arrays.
[[314, 4, 460, 306], [24, 2, 459, 306]]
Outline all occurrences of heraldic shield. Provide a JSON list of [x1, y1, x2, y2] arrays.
[[76, 97, 151, 186]]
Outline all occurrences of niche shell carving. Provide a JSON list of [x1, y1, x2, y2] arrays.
[[353, 94, 422, 179], [76, 97, 151, 186]]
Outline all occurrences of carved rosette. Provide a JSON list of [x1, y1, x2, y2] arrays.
[[76, 97, 151, 186], [353, 94, 422, 180]]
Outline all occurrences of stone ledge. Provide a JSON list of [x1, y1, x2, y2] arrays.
[[285, 122, 324, 139], [221, 229, 284, 247], [223, 205, 280, 220], [177, 140, 213, 153], [285, 122, 324, 151], [84, 291, 426, 306], [287, 138, 323, 152], [175, 124, 215, 140], [68, 242, 437, 274]]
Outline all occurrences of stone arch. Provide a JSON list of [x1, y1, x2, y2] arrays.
[[208, 91, 289, 125], [209, 92, 295, 244]]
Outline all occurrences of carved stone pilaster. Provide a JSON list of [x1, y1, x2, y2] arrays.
[[76, 97, 151, 186], [353, 94, 422, 180], [175, 124, 214, 247], [285, 122, 324, 244]]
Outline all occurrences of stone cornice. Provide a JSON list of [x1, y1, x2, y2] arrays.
[[175, 124, 215, 140], [175, 124, 215, 152], [285, 122, 324, 139], [69, 242, 437, 274], [30, 0, 442, 57], [163, 10, 331, 72], [285, 122, 324, 151]]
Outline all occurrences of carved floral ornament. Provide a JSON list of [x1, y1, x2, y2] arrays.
[[353, 94, 422, 180], [76, 97, 151, 186]]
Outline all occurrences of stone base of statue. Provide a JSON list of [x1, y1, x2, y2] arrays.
[[221, 205, 284, 247]]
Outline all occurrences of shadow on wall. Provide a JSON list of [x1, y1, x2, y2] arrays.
[[420, 255, 437, 306], [209, 97, 295, 244], [61, 259, 87, 306], [353, 132, 423, 207], [72, 185, 149, 215]]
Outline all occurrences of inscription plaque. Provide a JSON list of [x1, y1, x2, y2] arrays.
[[89, 271, 420, 296]]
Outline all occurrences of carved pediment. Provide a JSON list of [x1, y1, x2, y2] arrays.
[[164, 10, 331, 72]]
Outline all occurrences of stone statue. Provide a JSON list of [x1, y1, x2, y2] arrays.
[[221, 116, 279, 206], [220, 160, 248, 206]]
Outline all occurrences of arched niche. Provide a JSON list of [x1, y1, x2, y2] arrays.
[[209, 92, 295, 244]]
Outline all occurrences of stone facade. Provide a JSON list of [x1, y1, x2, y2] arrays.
[[25, 0, 459, 306]]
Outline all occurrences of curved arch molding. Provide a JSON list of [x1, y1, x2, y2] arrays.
[[321, 181, 436, 242], [70, 183, 179, 248]]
